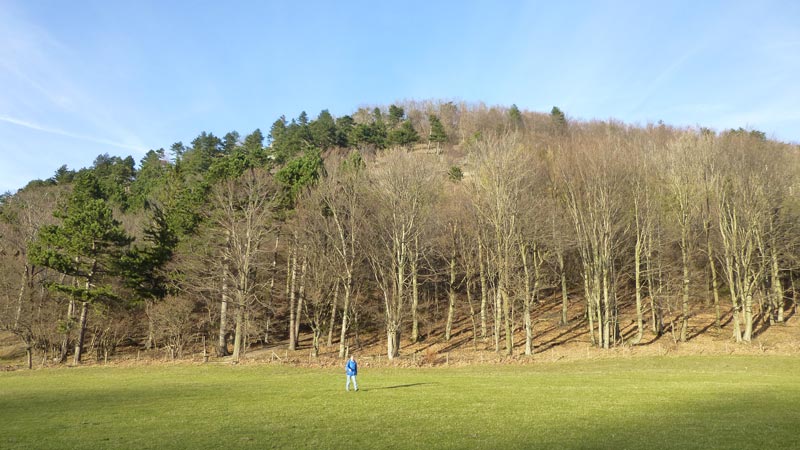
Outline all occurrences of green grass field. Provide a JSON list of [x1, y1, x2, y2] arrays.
[[2, 356, 799, 449]]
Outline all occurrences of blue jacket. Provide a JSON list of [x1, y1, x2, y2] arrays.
[[346, 359, 357, 376]]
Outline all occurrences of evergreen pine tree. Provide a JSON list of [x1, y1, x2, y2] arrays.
[[28, 172, 132, 364], [509, 104, 524, 130], [388, 120, 420, 149], [428, 114, 447, 153], [551, 106, 567, 134]]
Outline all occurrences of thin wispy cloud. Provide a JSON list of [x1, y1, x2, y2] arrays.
[[2, 4, 153, 123], [0, 3, 149, 192], [628, 44, 706, 116], [0, 115, 143, 152]]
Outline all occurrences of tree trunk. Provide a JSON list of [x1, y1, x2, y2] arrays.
[[218, 268, 231, 356], [445, 243, 457, 342], [494, 287, 501, 353], [232, 295, 244, 362], [558, 251, 569, 326], [392, 237, 406, 357], [706, 225, 721, 329], [647, 233, 662, 336], [733, 295, 743, 343], [288, 239, 298, 351], [501, 279, 512, 356], [743, 293, 753, 342], [632, 235, 644, 345], [145, 300, 155, 351], [219, 230, 232, 356], [270, 236, 279, 301], [327, 280, 339, 347], [338, 278, 352, 358], [73, 301, 89, 365], [582, 266, 595, 346], [703, 174, 722, 330], [312, 329, 320, 358], [771, 242, 784, 324], [59, 298, 75, 363], [520, 243, 533, 356], [478, 238, 488, 340], [465, 277, 478, 349], [632, 199, 645, 345], [790, 276, 797, 322], [732, 299, 742, 343], [602, 264, 611, 349], [723, 251, 743, 343], [530, 250, 543, 355], [680, 234, 690, 342], [263, 236, 278, 345], [411, 236, 420, 343], [595, 275, 603, 347], [14, 265, 28, 329], [386, 328, 397, 360], [294, 251, 308, 342]]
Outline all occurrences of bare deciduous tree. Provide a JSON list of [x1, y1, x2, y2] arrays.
[[467, 132, 535, 355], [366, 149, 440, 359], [210, 168, 279, 361], [559, 129, 629, 348]]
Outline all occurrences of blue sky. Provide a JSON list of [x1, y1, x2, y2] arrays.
[[1, 0, 798, 193]]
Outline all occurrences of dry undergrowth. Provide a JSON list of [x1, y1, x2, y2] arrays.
[[2, 297, 799, 371]]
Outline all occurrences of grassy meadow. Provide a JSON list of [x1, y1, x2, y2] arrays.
[[1, 356, 799, 449]]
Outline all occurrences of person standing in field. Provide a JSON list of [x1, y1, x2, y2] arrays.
[[345, 355, 358, 391]]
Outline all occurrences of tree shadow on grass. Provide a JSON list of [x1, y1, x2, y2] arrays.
[[362, 382, 439, 392]]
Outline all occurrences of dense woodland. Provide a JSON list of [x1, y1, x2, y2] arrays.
[[2, 101, 799, 368]]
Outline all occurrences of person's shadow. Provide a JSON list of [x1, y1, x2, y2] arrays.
[[361, 382, 438, 391]]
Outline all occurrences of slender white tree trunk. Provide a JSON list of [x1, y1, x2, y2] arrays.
[[294, 251, 307, 341], [327, 280, 339, 347], [411, 236, 420, 343], [445, 235, 457, 341], [558, 252, 568, 326], [478, 238, 488, 340], [73, 301, 89, 365], [218, 270, 230, 356], [288, 239, 298, 351], [338, 278, 352, 358], [232, 293, 245, 362]]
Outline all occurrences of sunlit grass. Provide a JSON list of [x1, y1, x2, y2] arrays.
[[1, 356, 799, 449]]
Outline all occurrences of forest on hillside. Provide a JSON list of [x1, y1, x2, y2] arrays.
[[2, 101, 799, 368]]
